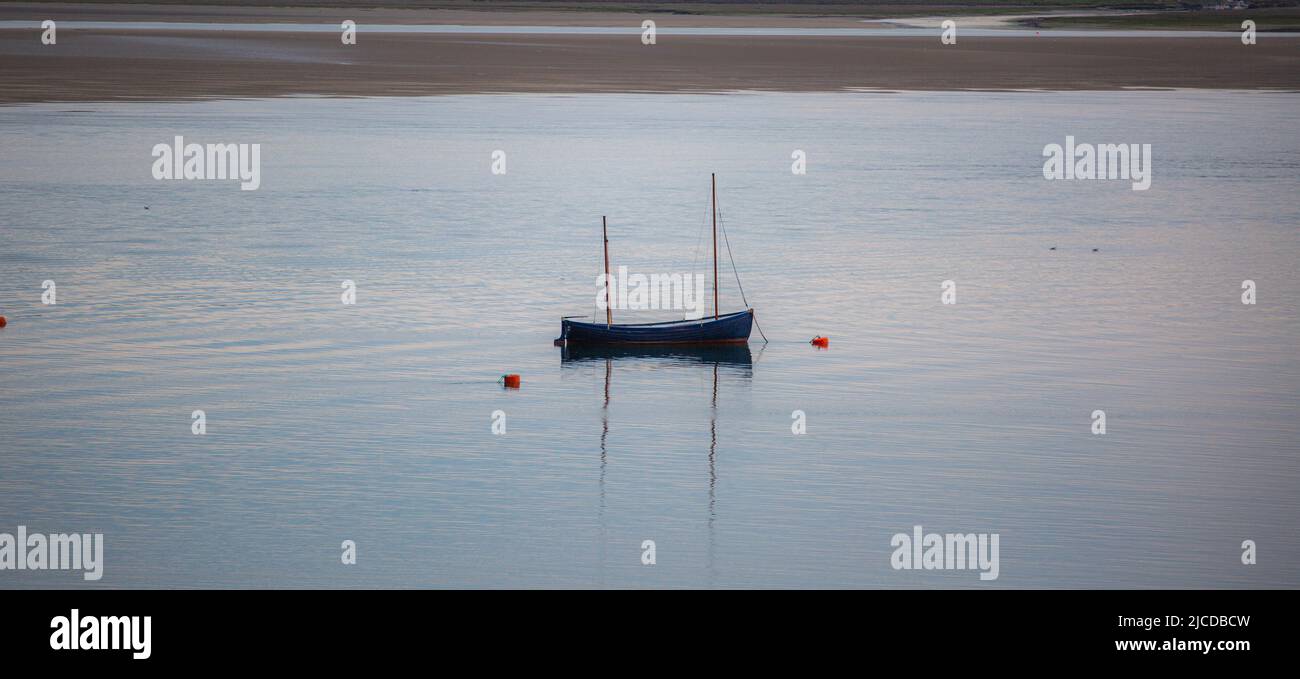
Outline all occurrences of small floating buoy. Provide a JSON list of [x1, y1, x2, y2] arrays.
[[502, 374, 521, 389], [1092, 248, 1099, 252], [0, 316, 7, 328], [1049, 247, 1056, 251], [810, 336, 828, 348]]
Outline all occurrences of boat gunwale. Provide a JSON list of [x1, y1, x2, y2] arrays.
[[560, 338, 752, 345]]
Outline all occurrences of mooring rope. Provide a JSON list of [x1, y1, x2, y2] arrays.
[[715, 196, 768, 344]]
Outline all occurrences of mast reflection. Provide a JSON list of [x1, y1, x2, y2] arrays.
[[561, 343, 753, 584]]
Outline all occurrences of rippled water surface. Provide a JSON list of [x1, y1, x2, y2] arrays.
[[1, 91, 1298, 588]]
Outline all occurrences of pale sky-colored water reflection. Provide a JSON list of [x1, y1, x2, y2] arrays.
[[1, 91, 1297, 588]]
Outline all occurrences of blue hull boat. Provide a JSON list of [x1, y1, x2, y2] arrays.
[[557, 173, 760, 347], [560, 309, 754, 345]]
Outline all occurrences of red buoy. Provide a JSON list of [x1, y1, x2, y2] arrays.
[[810, 336, 828, 348], [502, 374, 521, 389], [0, 315, 7, 328]]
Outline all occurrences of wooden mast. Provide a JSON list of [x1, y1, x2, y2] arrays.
[[712, 173, 718, 320], [603, 216, 612, 328]]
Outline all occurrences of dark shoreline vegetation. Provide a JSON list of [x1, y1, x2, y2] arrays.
[[8, 0, 1300, 17], [6, 1, 1300, 30]]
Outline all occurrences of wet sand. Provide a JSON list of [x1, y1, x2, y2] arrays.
[[1, 6, 1297, 103]]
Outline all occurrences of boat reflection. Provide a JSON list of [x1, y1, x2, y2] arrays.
[[560, 343, 753, 373], [562, 343, 754, 585]]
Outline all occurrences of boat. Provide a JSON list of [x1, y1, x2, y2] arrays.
[[557, 174, 755, 345]]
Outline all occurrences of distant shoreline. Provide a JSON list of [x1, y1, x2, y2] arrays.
[[6, 2, 1300, 29], [2, 4, 1299, 104]]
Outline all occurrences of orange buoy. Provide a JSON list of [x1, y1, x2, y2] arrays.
[[810, 336, 828, 348], [0, 315, 6, 328], [502, 374, 521, 389]]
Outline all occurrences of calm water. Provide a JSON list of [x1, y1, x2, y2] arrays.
[[1, 91, 1298, 588]]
